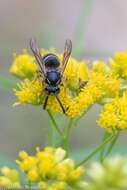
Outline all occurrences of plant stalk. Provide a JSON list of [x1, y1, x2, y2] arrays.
[[77, 134, 114, 166], [105, 131, 120, 157], [47, 109, 63, 137], [63, 118, 74, 153]]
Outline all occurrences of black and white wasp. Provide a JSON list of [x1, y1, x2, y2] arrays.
[[30, 38, 72, 113]]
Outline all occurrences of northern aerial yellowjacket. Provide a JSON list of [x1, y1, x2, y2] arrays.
[[30, 38, 72, 113]]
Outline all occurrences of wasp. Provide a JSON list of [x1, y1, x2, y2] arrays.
[[30, 38, 72, 113]]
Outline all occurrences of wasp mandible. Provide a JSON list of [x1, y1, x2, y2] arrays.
[[30, 38, 72, 113]]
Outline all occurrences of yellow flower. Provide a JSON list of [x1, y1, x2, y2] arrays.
[[14, 78, 43, 105], [66, 84, 102, 118], [14, 77, 104, 118], [54, 147, 66, 163], [14, 61, 120, 117], [12, 48, 89, 117], [48, 181, 67, 190], [0, 177, 12, 187], [17, 154, 37, 172], [0, 167, 21, 188], [1, 167, 19, 183], [64, 59, 88, 90], [89, 70, 120, 98], [98, 91, 127, 132], [19, 151, 28, 159], [27, 168, 39, 182], [11, 47, 120, 118], [110, 51, 127, 79], [10, 49, 37, 79], [69, 166, 85, 181], [16, 147, 85, 189], [39, 154, 55, 178], [38, 181, 48, 189], [92, 60, 110, 74], [66, 67, 120, 118]]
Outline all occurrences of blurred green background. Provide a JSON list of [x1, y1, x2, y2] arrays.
[[0, 0, 127, 163]]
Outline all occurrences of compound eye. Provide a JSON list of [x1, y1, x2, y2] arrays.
[[44, 54, 60, 68]]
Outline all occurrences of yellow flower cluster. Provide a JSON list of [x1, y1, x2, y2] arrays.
[[89, 69, 120, 98], [14, 79, 44, 105], [86, 156, 127, 190], [2, 151, 127, 190], [0, 167, 20, 188], [110, 51, 127, 79], [10, 49, 121, 118], [66, 61, 120, 117], [10, 49, 38, 79], [16, 147, 86, 190], [98, 91, 127, 132]]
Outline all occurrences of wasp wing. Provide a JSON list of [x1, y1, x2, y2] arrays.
[[61, 39, 72, 75], [30, 38, 46, 78]]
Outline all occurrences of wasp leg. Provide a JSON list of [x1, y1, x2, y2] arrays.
[[55, 94, 66, 113], [43, 95, 49, 110]]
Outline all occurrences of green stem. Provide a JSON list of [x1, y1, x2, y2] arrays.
[[77, 134, 114, 166], [100, 131, 110, 162], [47, 123, 53, 146], [28, 181, 32, 189], [63, 118, 74, 153], [47, 109, 63, 137], [105, 131, 120, 157]]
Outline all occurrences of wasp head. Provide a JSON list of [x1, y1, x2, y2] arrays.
[[43, 54, 60, 69]]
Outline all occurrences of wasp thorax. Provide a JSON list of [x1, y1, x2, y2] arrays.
[[43, 54, 60, 68], [46, 71, 61, 85]]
